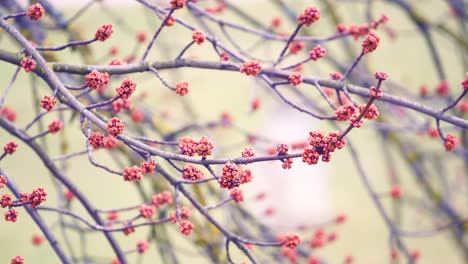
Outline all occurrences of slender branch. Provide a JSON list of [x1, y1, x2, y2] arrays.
[[273, 24, 302, 66], [140, 8, 175, 62], [35, 38, 97, 52], [175, 41, 195, 61], [0, 169, 72, 264], [0, 66, 21, 108]]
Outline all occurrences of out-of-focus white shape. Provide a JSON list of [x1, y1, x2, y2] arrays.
[[248, 104, 331, 231]]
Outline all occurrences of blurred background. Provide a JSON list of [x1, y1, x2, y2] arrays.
[[0, 0, 467, 263]]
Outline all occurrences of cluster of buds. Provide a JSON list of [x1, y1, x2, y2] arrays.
[[297, 6, 321, 26], [170, 0, 186, 9], [241, 147, 255, 158], [337, 14, 388, 39], [230, 189, 244, 203], [239, 168, 253, 184], [179, 220, 194, 235], [462, 72, 468, 90], [334, 104, 358, 121], [220, 52, 229, 61], [140, 159, 157, 174], [112, 99, 132, 113], [175, 82, 189, 96], [182, 164, 205, 181], [122, 221, 135, 236], [151, 191, 173, 208], [116, 78, 137, 99], [170, 206, 191, 223], [276, 144, 289, 155], [335, 103, 379, 126], [362, 32, 380, 54], [107, 117, 125, 137], [3, 142, 18, 155], [95, 24, 113, 42], [122, 166, 143, 182], [302, 131, 346, 165], [85, 70, 110, 92], [288, 72, 303, 86], [240, 60, 262, 76], [278, 233, 301, 262], [89, 132, 120, 150], [178, 136, 214, 157], [20, 58, 36, 72], [1, 194, 12, 208], [0, 175, 7, 188], [192, 30, 206, 45], [330, 72, 343, 80], [26, 3, 45, 20], [136, 240, 149, 254], [309, 45, 327, 61], [40, 95, 57, 112], [3, 187, 47, 222], [282, 158, 293, 169], [138, 204, 156, 219], [11, 256, 24, 264], [47, 120, 63, 134], [444, 134, 457, 151], [359, 104, 379, 120], [219, 162, 241, 189], [163, 14, 176, 26]]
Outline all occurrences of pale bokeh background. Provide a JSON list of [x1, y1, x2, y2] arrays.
[[0, 0, 466, 263]]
